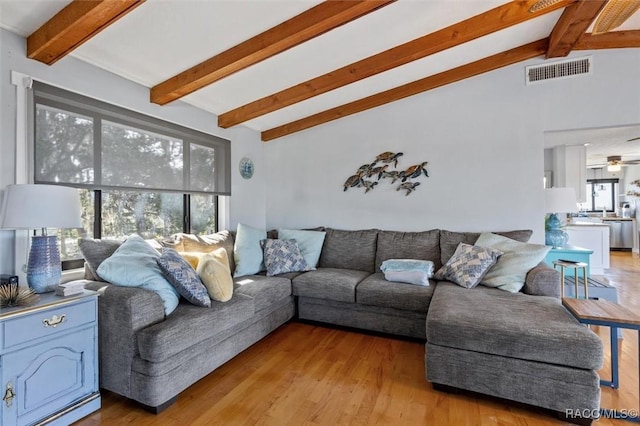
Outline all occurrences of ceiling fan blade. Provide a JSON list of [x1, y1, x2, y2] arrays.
[[621, 160, 640, 165], [627, 136, 640, 142], [592, 0, 640, 34]]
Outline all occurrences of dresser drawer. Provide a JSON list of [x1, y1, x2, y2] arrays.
[[1, 299, 96, 350]]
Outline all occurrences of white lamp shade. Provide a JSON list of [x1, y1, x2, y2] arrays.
[[0, 184, 82, 230], [545, 187, 579, 214]]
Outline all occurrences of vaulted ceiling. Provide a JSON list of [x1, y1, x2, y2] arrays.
[[1, 0, 639, 143]]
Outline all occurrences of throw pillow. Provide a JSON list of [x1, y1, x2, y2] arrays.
[[434, 243, 503, 289], [159, 231, 236, 273], [78, 238, 122, 281], [233, 223, 266, 277], [157, 248, 210, 307], [178, 252, 202, 270], [96, 235, 180, 315], [380, 259, 434, 286], [277, 228, 326, 268], [197, 248, 234, 302], [261, 239, 312, 276], [475, 232, 551, 293]]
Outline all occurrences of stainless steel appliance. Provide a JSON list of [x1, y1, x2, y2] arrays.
[[604, 218, 634, 250]]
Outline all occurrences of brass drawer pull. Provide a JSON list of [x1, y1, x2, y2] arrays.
[[43, 314, 66, 328], [3, 382, 14, 408]]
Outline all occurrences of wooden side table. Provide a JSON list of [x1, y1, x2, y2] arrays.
[[545, 245, 593, 277], [554, 260, 589, 299], [562, 298, 640, 422]]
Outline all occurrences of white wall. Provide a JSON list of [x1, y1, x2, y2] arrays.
[[0, 28, 265, 276], [265, 49, 640, 243]]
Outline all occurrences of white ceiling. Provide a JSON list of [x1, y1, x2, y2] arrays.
[[545, 125, 640, 166], [0, 0, 639, 149]]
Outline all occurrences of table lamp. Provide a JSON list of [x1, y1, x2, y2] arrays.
[[0, 184, 82, 293], [545, 187, 579, 249]]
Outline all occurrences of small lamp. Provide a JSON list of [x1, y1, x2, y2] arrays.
[[0, 184, 82, 293], [545, 187, 579, 249]]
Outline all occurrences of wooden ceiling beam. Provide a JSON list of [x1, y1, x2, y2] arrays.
[[546, 0, 608, 58], [219, 0, 574, 129], [27, 0, 144, 65], [150, 0, 395, 106], [262, 39, 549, 141], [574, 30, 640, 49]]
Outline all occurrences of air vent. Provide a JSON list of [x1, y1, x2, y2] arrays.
[[526, 56, 592, 85]]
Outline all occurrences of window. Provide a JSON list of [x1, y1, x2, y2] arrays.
[[32, 82, 230, 268], [584, 179, 618, 213]]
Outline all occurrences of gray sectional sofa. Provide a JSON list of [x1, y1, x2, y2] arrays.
[[85, 227, 603, 423]]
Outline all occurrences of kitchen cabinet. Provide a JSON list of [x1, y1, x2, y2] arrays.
[[553, 145, 587, 203], [0, 291, 100, 426], [565, 224, 610, 274]]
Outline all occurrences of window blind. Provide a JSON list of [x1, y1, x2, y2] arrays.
[[32, 81, 231, 196]]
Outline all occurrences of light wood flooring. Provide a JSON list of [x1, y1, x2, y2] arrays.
[[76, 252, 640, 425]]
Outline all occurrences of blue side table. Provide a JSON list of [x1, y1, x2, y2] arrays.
[[545, 245, 593, 277]]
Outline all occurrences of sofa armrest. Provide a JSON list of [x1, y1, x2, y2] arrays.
[[84, 281, 166, 397], [522, 262, 561, 298]]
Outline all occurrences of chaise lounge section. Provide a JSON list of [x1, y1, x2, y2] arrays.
[[84, 227, 603, 423]]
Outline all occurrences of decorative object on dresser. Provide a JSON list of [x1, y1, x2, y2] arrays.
[[0, 184, 82, 293], [544, 187, 578, 248], [0, 283, 38, 308]]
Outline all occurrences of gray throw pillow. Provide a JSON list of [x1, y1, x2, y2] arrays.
[[78, 238, 122, 281], [434, 243, 503, 289]]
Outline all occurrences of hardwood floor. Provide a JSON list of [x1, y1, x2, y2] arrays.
[[76, 252, 640, 425]]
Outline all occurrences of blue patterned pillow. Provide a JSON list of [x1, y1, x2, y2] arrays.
[[434, 243, 503, 289], [261, 239, 312, 276], [157, 248, 211, 307]]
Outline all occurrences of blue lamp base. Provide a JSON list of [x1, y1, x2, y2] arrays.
[[27, 235, 61, 293], [545, 213, 568, 249]]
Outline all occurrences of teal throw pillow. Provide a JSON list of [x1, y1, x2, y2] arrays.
[[261, 239, 312, 276], [434, 243, 503, 289], [96, 234, 180, 315], [157, 248, 210, 307], [475, 232, 551, 293], [277, 228, 326, 268], [233, 223, 267, 277]]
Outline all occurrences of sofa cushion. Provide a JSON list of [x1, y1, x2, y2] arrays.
[[439, 229, 533, 267], [475, 232, 550, 293], [375, 229, 441, 271], [234, 275, 292, 312], [426, 282, 603, 370], [292, 268, 370, 303], [137, 292, 255, 362], [356, 273, 435, 313], [318, 228, 378, 273], [157, 248, 210, 307], [434, 243, 502, 289]]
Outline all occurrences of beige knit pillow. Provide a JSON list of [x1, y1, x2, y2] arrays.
[[196, 248, 233, 302]]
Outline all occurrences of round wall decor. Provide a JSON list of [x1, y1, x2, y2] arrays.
[[239, 157, 254, 179]]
